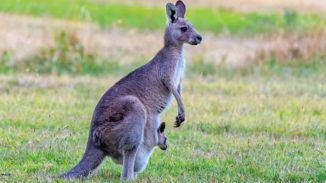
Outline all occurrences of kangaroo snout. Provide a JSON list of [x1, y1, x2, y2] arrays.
[[194, 34, 202, 45], [159, 137, 168, 150], [190, 34, 202, 45]]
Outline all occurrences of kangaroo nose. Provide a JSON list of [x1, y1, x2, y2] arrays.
[[196, 35, 202, 42]]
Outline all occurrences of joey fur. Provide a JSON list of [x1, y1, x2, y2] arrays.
[[157, 122, 168, 151], [60, 0, 201, 180]]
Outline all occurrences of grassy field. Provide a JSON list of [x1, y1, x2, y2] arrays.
[[0, 62, 325, 182], [0, 0, 326, 182]]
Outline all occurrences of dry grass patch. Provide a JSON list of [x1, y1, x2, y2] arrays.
[[256, 31, 326, 63], [1, 13, 326, 74]]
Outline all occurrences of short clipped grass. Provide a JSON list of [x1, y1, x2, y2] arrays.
[[0, 0, 325, 35], [0, 61, 325, 182]]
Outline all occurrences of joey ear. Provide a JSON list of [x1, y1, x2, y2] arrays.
[[166, 3, 177, 23], [159, 122, 166, 133], [176, 0, 186, 18]]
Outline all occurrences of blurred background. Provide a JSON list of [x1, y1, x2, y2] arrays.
[[0, 0, 325, 182], [1, 0, 326, 75]]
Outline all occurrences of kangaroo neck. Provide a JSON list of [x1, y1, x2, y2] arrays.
[[163, 26, 184, 59], [164, 43, 183, 50], [162, 44, 184, 60]]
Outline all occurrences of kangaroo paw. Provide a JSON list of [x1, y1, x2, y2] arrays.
[[174, 114, 185, 128]]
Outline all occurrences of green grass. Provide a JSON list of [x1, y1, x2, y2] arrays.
[[0, 62, 325, 182], [0, 0, 325, 34]]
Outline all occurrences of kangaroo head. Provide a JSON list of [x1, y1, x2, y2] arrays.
[[157, 122, 167, 150], [164, 0, 202, 46]]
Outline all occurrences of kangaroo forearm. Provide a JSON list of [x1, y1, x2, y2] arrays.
[[162, 79, 185, 113], [177, 83, 181, 95], [171, 84, 186, 127], [177, 83, 183, 113], [171, 87, 185, 114]]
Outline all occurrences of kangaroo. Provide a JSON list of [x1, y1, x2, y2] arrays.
[[60, 0, 201, 180]]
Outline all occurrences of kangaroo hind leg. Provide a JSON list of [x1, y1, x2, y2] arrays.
[[121, 149, 137, 180], [117, 96, 146, 180]]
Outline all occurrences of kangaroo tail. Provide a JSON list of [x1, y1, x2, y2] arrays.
[[60, 137, 105, 179]]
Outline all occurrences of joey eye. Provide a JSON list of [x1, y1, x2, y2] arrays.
[[180, 27, 188, 32]]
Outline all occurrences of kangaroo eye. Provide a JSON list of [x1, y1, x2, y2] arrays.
[[180, 27, 188, 32]]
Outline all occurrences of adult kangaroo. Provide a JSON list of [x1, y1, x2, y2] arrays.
[[60, 0, 202, 180]]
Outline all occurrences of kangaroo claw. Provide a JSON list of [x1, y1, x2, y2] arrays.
[[174, 115, 185, 128]]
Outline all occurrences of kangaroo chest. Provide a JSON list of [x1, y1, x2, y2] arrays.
[[173, 55, 185, 88]]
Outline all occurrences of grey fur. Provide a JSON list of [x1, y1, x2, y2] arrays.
[[60, 0, 201, 180]]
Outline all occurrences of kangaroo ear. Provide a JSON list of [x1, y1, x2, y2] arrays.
[[176, 0, 186, 18], [166, 3, 177, 23], [159, 122, 166, 133]]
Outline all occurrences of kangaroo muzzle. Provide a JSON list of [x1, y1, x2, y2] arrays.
[[159, 144, 168, 150], [190, 34, 202, 45]]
